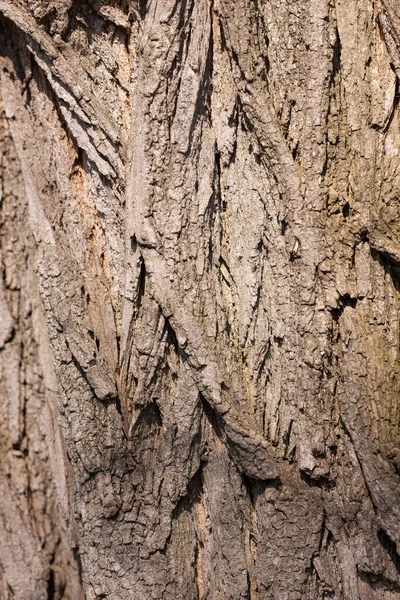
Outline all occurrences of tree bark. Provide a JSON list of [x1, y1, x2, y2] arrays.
[[1, 0, 400, 598]]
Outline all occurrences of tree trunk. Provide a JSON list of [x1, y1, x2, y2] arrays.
[[1, 0, 400, 598]]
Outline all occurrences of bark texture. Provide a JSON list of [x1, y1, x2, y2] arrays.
[[1, 0, 400, 598]]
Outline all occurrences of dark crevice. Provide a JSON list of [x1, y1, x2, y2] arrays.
[[186, 462, 204, 507], [291, 140, 299, 162], [371, 246, 400, 291], [300, 470, 335, 489], [330, 293, 358, 322], [246, 570, 252, 600], [378, 528, 400, 575], [116, 334, 121, 362], [17, 339, 27, 446], [285, 100, 296, 131], [254, 341, 270, 381], [47, 554, 56, 600], [132, 400, 163, 439], [242, 472, 256, 508], [283, 419, 293, 461], [318, 513, 334, 553], [358, 569, 400, 594], [331, 27, 342, 86], [240, 103, 255, 135], [69, 349, 96, 395], [200, 393, 225, 441], [136, 258, 146, 310], [38, 7, 57, 34], [0, 20, 29, 83], [72, 146, 84, 172], [342, 201, 350, 218], [214, 146, 223, 209], [165, 317, 180, 357], [206, 144, 223, 268], [227, 100, 239, 164], [139, 0, 147, 20]]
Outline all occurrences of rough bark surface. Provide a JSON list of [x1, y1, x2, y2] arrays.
[[1, 0, 400, 598]]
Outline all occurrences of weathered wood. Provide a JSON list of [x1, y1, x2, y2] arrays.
[[0, 1, 400, 598]]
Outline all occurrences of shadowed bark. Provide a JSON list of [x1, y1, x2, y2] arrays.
[[0, 1, 400, 598]]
